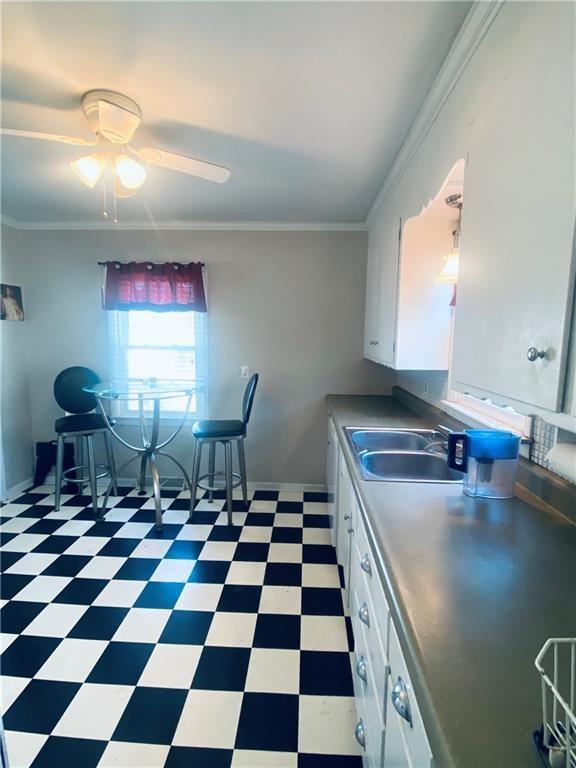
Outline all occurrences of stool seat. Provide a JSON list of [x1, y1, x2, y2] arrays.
[[55, 413, 113, 434], [192, 419, 245, 439]]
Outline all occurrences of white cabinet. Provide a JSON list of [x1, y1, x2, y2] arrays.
[[450, 9, 575, 412], [364, 216, 401, 367], [364, 160, 463, 372], [335, 459, 354, 604], [326, 417, 339, 550], [331, 419, 433, 768]]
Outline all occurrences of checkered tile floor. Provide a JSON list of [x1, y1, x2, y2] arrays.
[[0, 484, 361, 768]]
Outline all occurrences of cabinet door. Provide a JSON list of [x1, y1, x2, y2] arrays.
[[452, 7, 576, 411], [382, 677, 411, 768], [335, 463, 353, 594], [326, 418, 339, 550], [364, 226, 382, 359], [364, 215, 401, 366]]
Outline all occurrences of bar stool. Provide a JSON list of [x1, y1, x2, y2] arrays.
[[190, 374, 259, 525], [53, 366, 118, 516]]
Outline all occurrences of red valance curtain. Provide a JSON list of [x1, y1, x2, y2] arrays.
[[102, 261, 207, 312]]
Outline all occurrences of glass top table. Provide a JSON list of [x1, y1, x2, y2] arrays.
[[85, 379, 199, 399], [84, 380, 204, 529]]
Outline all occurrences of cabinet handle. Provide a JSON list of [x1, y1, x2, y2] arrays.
[[356, 655, 367, 682], [527, 347, 547, 362], [343, 514, 351, 521], [360, 554, 372, 576], [354, 719, 366, 749], [391, 676, 413, 728], [358, 602, 370, 627], [347, 526, 354, 534], [368, 340, 379, 346]]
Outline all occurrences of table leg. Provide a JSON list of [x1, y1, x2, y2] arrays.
[[157, 451, 194, 517], [100, 453, 141, 518], [149, 453, 163, 530], [138, 455, 147, 496]]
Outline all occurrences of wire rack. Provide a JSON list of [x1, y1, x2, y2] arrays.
[[535, 638, 576, 767]]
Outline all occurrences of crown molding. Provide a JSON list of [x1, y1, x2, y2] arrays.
[[0, 214, 21, 229], [367, 0, 504, 223], [0, 217, 367, 232]]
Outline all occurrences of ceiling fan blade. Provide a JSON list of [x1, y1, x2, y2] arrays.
[[137, 147, 231, 184], [0, 128, 97, 146]]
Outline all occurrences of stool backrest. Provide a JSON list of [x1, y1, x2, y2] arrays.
[[54, 366, 100, 414], [242, 373, 259, 426]]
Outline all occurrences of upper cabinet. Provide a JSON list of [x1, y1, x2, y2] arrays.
[[364, 3, 576, 416], [364, 162, 463, 371], [451, 13, 576, 412]]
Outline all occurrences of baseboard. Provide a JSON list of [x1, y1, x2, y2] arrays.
[[38, 475, 327, 494], [3, 476, 35, 503]]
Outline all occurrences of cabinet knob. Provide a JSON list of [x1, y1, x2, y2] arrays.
[[360, 554, 372, 576], [391, 676, 413, 728], [369, 340, 379, 346], [527, 347, 547, 362], [347, 526, 354, 534], [358, 602, 370, 627], [356, 655, 367, 682], [343, 513, 351, 521], [354, 720, 366, 749]]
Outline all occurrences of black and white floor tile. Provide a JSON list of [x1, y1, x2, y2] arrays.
[[0, 484, 361, 768]]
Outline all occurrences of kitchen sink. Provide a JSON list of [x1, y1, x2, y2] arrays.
[[345, 427, 445, 453], [343, 427, 462, 483], [360, 450, 463, 483]]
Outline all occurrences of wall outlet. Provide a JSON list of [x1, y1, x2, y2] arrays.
[[240, 366, 250, 379]]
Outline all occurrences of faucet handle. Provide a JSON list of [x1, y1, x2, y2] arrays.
[[436, 424, 454, 438]]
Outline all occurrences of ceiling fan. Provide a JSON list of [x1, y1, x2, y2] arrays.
[[1, 89, 231, 203]]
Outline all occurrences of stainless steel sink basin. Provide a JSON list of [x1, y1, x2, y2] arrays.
[[360, 451, 463, 483], [345, 427, 446, 453], [342, 427, 462, 483]]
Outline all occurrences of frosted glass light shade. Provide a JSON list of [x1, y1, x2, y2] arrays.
[[435, 251, 459, 284], [115, 154, 146, 189], [70, 153, 106, 188]]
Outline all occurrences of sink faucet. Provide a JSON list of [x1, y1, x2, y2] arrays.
[[423, 425, 453, 455]]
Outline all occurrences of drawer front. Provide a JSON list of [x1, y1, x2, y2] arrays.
[[350, 564, 388, 720], [352, 501, 390, 656], [353, 637, 385, 768], [388, 620, 432, 768]]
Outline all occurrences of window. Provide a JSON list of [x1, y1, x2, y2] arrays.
[[107, 310, 208, 418]]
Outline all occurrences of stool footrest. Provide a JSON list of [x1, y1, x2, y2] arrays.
[[63, 464, 111, 483], [197, 471, 242, 493]]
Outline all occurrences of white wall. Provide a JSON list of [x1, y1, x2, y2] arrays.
[[17, 228, 393, 485], [0, 224, 34, 492]]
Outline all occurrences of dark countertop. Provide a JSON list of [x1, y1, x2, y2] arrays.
[[326, 394, 576, 768]]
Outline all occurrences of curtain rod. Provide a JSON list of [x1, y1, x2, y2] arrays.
[[97, 261, 205, 267]]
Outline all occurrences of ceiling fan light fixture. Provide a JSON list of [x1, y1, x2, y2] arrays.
[[115, 153, 146, 189], [70, 153, 106, 188], [113, 176, 138, 198]]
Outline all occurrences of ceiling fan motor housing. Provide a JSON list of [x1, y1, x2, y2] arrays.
[[81, 89, 142, 144]]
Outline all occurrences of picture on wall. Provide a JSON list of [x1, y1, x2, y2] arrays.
[[0, 284, 25, 321]]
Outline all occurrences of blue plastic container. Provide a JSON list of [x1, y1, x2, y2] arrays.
[[447, 429, 520, 499]]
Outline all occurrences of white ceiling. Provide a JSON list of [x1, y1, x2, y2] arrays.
[[1, 1, 470, 225]]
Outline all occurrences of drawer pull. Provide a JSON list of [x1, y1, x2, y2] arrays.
[[358, 602, 370, 627], [360, 553, 372, 576], [391, 676, 413, 728], [356, 655, 367, 682], [354, 719, 366, 749]]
